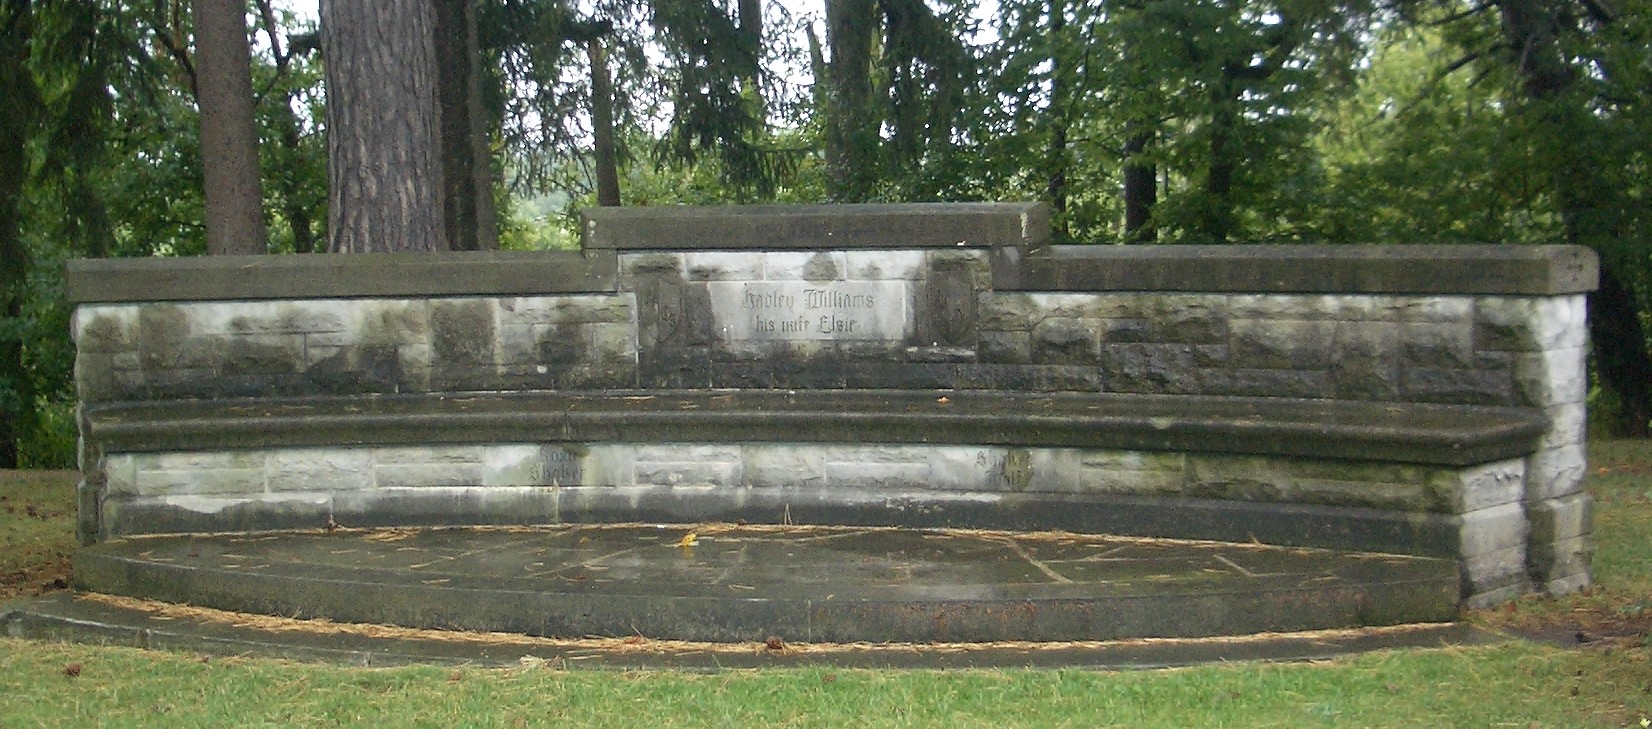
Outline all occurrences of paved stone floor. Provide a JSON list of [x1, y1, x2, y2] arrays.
[[70, 524, 1459, 644]]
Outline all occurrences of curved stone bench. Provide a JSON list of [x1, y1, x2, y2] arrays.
[[68, 203, 1598, 611]]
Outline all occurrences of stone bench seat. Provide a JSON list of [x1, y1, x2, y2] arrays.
[[83, 389, 1547, 466]]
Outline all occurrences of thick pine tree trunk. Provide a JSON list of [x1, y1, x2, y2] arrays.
[[193, 0, 268, 255], [322, 0, 447, 253]]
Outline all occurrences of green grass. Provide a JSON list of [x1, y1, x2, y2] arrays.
[[1, 639, 1648, 727], [3, 443, 1652, 728], [0, 471, 77, 601]]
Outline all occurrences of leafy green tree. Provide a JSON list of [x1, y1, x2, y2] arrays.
[[1483, 0, 1652, 435], [1, 0, 134, 466]]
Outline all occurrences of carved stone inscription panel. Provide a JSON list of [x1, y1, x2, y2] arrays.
[[706, 281, 909, 341]]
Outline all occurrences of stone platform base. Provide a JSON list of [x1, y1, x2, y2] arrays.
[[72, 524, 1459, 644]]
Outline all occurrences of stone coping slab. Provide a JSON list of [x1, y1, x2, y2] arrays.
[[63, 242, 1598, 305], [1020, 244, 1599, 295], [69, 525, 1460, 643], [580, 203, 1051, 251], [82, 389, 1550, 466], [65, 249, 618, 304]]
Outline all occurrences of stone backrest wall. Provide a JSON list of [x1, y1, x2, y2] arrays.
[[67, 204, 1599, 602], [73, 294, 639, 402]]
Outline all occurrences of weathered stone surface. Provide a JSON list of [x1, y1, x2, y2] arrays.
[[1229, 319, 1338, 369], [1202, 369, 1334, 399], [1475, 295, 1588, 352], [74, 306, 139, 353], [1399, 368, 1514, 405], [1527, 445, 1587, 500], [682, 252, 764, 281], [583, 203, 1049, 251], [1331, 358, 1401, 401], [267, 450, 374, 492], [1528, 493, 1593, 545], [765, 251, 845, 281], [1529, 535, 1593, 585], [1333, 321, 1399, 358], [920, 258, 978, 347], [1186, 455, 1437, 511], [137, 305, 200, 370], [1031, 318, 1100, 364], [845, 250, 927, 280], [1400, 322, 1475, 369], [1433, 460, 1526, 513], [1458, 503, 1529, 557], [1512, 347, 1588, 408], [1018, 245, 1597, 296], [429, 299, 497, 367], [102, 493, 333, 538], [1462, 546, 1530, 608], [1538, 402, 1588, 451]]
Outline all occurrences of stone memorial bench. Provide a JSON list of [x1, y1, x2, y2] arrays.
[[67, 203, 1599, 608]]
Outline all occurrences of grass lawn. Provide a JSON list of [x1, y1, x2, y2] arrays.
[[2, 443, 1651, 728]]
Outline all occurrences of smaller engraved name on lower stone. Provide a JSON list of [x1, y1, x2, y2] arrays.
[[752, 314, 859, 334]]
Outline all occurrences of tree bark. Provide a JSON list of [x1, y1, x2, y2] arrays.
[[193, 0, 268, 255], [1122, 129, 1156, 242], [1197, 75, 1242, 244], [1044, 0, 1069, 242], [1590, 268, 1652, 436], [465, 0, 498, 250], [322, 0, 447, 253], [738, 0, 764, 117], [824, 0, 878, 202], [434, 0, 497, 250], [588, 37, 621, 207]]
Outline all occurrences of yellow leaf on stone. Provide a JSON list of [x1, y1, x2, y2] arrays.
[[675, 532, 699, 548]]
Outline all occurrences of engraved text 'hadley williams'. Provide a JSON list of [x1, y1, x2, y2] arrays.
[[707, 281, 907, 340]]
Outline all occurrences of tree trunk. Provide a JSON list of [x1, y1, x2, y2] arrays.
[[466, 0, 498, 250], [1123, 129, 1156, 242], [738, 0, 764, 117], [322, 0, 447, 253], [1199, 78, 1239, 244], [824, 0, 878, 202], [1044, 0, 1069, 242], [435, 0, 492, 251], [193, 0, 268, 255], [1590, 268, 1652, 436], [588, 37, 621, 207]]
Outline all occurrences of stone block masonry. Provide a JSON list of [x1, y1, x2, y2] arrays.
[[67, 204, 1600, 607]]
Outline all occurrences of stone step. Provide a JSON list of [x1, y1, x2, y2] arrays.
[[73, 525, 1459, 644]]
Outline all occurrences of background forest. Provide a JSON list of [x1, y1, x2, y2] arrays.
[[1, 0, 1648, 467]]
